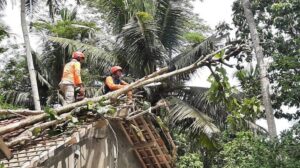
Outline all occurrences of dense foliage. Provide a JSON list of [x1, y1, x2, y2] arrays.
[[232, 0, 300, 120]]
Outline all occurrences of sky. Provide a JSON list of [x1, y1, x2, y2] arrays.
[[0, 0, 296, 134]]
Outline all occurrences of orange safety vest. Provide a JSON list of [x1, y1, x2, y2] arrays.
[[61, 59, 82, 86], [104, 76, 128, 93]]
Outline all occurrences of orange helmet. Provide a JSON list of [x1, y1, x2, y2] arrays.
[[72, 51, 85, 60], [111, 66, 122, 74]]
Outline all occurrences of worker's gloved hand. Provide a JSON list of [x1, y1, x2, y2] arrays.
[[79, 87, 85, 96], [75, 87, 81, 93], [75, 86, 85, 101]]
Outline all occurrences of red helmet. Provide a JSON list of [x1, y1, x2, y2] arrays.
[[72, 51, 85, 60], [111, 66, 122, 74]]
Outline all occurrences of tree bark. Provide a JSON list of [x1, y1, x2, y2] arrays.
[[0, 109, 43, 115], [21, 0, 41, 110], [242, 0, 277, 138]]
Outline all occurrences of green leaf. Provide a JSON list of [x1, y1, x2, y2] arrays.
[[32, 127, 42, 136], [214, 49, 225, 59], [96, 106, 110, 114], [87, 101, 94, 110], [142, 101, 151, 110], [96, 105, 116, 115], [45, 107, 59, 120], [253, 105, 258, 113]]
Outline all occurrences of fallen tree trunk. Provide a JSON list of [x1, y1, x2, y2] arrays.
[[0, 109, 43, 116], [0, 45, 241, 136], [6, 112, 73, 147]]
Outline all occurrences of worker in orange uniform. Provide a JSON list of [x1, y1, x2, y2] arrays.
[[59, 51, 85, 104], [104, 66, 132, 103]]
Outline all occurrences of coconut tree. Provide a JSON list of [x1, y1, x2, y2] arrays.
[[21, 0, 41, 110]]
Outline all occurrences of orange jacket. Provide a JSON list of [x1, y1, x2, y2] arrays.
[[105, 76, 128, 91], [61, 59, 82, 86]]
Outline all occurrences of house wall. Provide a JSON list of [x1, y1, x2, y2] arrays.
[[37, 122, 142, 168]]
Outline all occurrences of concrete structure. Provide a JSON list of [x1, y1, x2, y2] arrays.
[[0, 120, 142, 168]]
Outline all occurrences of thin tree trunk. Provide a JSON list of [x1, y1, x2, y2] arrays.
[[21, 0, 41, 110], [242, 0, 277, 138]]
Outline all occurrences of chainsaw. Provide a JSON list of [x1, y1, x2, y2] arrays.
[[75, 87, 85, 101]]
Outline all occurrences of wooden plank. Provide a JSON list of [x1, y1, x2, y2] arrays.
[[134, 149, 147, 168], [147, 147, 162, 168], [133, 141, 156, 150], [138, 117, 171, 168], [131, 119, 149, 143], [118, 121, 134, 145], [0, 137, 12, 159]]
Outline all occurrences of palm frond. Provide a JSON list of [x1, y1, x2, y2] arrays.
[[85, 0, 129, 34], [169, 86, 227, 129], [171, 38, 213, 68], [0, 0, 6, 10], [25, 0, 39, 13], [0, 23, 9, 39], [60, 7, 77, 21], [155, 0, 185, 52], [169, 37, 215, 80], [37, 72, 53, 89], [0, 23, 9, 52], [48, 36, 116, 73], [116, 13, 167, 77], [166, 96, 220, 136], [3, 90, 32, 107], [85, 0, 156, 34], [46, 0, 61, 22]]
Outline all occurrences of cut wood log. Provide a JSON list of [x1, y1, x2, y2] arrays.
[[0, 137, 12, 160], [0, 109, 43, 116]]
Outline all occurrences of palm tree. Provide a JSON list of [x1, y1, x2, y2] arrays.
[[21, 0, 41, 110]]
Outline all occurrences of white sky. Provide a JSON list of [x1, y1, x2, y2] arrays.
[[192, 0, 235, 28], [1, 0, 296, 134]]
